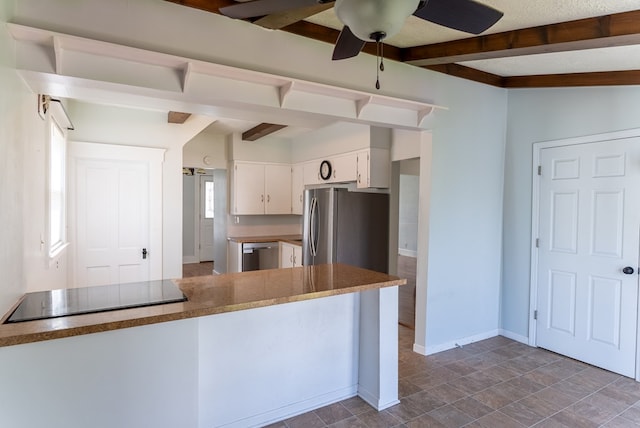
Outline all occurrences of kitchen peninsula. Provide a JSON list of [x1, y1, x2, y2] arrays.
[[0, 264, 405, 428]]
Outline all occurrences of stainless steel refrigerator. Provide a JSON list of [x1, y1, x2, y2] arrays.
[[303, 187, 389, 273]]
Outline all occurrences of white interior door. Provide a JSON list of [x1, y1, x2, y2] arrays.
[[199, 175, 214, 262], [536, 137, 640, 377], [72, 142, 163, 287]]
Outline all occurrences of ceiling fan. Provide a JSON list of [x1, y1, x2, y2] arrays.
[[219, 0, 504, 61]]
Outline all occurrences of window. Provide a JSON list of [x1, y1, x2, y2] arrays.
[[204, 180, 214, 219], [47, 115, 67, 257]]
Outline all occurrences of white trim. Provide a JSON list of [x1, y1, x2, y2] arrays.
[[216, 386, 357, 428], [414, 329, 500, 356], [358, 386, 400, 411], [529, 127, 640, 373], [9, 24, 446, 130], [499, 329, 529, 345], [398, 248, 417, 258]]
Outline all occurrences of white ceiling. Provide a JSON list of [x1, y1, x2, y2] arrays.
[[305, 0, 640, 76]]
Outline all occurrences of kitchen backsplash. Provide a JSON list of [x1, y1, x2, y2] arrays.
[[226, 214, 302, 237]]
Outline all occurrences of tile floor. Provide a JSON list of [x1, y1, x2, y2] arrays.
[[267, 325, 640, 427], [182, 261, 214, 277]]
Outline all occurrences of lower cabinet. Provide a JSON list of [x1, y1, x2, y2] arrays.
[[279, 242, 303, 268]]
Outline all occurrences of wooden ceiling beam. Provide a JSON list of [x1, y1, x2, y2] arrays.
[[242, 123, 287, 141], [403, 10, 640, 66], [168, 111, 191, 124], [164, 0, 233, 15]]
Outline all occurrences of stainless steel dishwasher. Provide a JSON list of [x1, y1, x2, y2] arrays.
[[241, 242, 280, 271]]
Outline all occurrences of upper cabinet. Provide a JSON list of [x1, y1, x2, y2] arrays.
[[357, 148, 390, 189], [230, 162, 292, 215], [291, 164, 304, 215]]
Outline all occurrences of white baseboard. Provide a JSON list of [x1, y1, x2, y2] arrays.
[[414, 329, 500, 356], [219, 386, 357, 428], [358, 385, 400, 411], [413, 329, 531, 356], [499, 329, 529, 345], [182, 256, 198, 264], [398, 249, 417, 258]]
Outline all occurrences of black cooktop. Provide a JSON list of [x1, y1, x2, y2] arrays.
[[4, 280, 187, 323]]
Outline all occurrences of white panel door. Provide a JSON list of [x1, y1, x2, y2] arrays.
[[76, 159, 150, 287], [537, 138, 640, 377], [199, 175, 214, 262]]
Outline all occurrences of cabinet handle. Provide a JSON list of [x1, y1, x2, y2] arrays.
[[357, 173, 361, 184], [299, 194, 303, 202], [290, 254, 293, 263], [333, 170, 336, 178], [267, 194, 271, 203], [261, 194, 264, 203]]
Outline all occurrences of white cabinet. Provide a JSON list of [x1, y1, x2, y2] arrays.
[[265, 164, 292, 214], [328, 153, 358, 183], [230, 162, 292, 215], [357, 148, 390, 189], [303, 160, 321, 186], [291, 164, 304, 215], [227, 240, 242, 273], [279, 242, 303, 268]]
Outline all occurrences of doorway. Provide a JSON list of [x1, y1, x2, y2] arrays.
[[397, 159, 420, 329], [182, 168, 214, 265], [531, 129, 640, 378]]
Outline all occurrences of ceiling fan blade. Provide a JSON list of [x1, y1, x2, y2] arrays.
[[253, 3, 334, 30], [219, 0, 321, 19], [332, 26, 366, 60], [414, 0, 503, 34]]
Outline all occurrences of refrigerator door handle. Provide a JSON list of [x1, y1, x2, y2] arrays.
[[309, 196, 318, 256]]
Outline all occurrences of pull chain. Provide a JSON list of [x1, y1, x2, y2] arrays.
[[375, 39, 382, 90], [372, 32, 385, 90]]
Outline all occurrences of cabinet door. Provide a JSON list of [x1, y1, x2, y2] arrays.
[[291, 164, 304, 215], [293, 244, 303, 267], [303, 160, 321, 186], [356, 151, 369, 188], [331, 153, 358, 183], [279, 242, 294, 268], [265, 164, 292, 214], [233, 163, 265, 214]]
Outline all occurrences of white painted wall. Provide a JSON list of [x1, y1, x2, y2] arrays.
[[399, 173, 419, 255], [213, 169, 228, 274], [501, 86, 640, 340], [183, 128, 227, 169], [182, 174, 197, 263], [419, 74, 507, 353], [291, 122, 370, 163], [0, 0, 27, 314]]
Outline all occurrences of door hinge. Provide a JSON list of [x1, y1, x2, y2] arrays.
[[537, 165, 542, 176], [533, 310, 538, 320], [535, 238, 539, 248]]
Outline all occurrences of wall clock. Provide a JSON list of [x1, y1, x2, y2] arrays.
[[319, 160, 332, 180]]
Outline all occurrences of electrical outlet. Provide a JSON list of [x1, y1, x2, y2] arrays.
[[235, 216, 240, 224]]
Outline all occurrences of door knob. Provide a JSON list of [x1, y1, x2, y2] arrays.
[[142, 248, 148, 259], [623, 266, 635, 275]]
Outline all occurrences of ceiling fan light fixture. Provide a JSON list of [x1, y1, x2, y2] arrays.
[[334, 0, 421, 42]]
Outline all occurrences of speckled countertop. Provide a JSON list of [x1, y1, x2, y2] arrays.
[[0, 264, 405, 348], [228, 234, 302, 245]]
